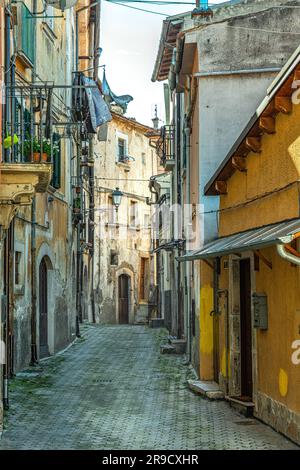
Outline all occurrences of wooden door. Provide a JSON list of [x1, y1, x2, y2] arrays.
[[39, 258, 49, 358], [119, 274, 129, 324], [239, 259, 253, 399]]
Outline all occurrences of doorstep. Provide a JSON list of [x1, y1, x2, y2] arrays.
[[149, 318, 165, 328], [188, 380, 224, 400], [226, 396, 255, 417], [169, 338, 186, 354]]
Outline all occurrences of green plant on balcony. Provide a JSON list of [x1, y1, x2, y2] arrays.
[[23, 137, 58, 162]]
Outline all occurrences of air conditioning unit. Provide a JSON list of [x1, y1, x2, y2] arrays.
[[45, 0, 79, 11]]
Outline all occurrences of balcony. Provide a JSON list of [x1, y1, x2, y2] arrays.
[[156, 125, 175, 171], [0, 83, 54, 228]]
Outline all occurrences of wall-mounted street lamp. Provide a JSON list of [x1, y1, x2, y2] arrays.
[[112, 187, 123, 212]]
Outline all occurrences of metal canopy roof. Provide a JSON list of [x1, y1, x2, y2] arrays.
[[178, 219, 300, 261]]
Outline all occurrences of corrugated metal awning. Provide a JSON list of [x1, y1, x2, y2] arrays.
[[178, 219, 300, 261]]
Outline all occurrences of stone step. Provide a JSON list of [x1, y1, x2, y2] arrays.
[[160, 343, 176, 354], [188, 380, 224, 400], [169, 338, 186, 354], [226, 396, 255, 418]]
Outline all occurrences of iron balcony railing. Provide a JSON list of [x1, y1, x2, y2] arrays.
[[2, 82, 55, 164], [156, 125, 175, 166]]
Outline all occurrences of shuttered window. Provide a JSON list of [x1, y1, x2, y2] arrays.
[[51, 133, 61, 189]]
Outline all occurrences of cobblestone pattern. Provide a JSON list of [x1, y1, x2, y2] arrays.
[[0, 324, 298, 450]]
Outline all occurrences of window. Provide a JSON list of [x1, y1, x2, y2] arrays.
[[110, 250, 118, 266], [15, 251, 22, 285], [142, 152, 146, 165], [129, 201, 138, 227], [50, 133, 61, 189], [139, 257, 149, 301], [118, 138, 126, 162]]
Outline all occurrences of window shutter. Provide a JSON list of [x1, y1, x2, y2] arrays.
[[51, 133, 61, 189]]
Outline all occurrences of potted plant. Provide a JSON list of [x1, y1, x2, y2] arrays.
[[23, 137, 53, 162]]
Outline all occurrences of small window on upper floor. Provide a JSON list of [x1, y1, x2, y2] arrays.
[[118, 138, 127, 162], [142, 152, 146, 165], [110, 250, 119, 266]]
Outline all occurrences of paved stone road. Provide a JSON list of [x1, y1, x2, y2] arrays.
[[0, 324, 298, 450]]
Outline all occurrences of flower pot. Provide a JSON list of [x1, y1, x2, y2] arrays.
[[32, 152, 48, 163]]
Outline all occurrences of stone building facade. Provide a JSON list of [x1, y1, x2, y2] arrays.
[[93, 111, 160, 324]]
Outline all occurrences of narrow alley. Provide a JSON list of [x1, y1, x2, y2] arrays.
[[0, 325, 297, 450]]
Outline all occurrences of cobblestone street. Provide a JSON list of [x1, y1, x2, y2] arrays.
[[0, 324, 298, 450]]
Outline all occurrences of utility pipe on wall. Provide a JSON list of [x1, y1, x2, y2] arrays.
[[276, 244, 300, 266]]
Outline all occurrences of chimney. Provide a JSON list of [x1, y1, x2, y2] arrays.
[[192, 0, 213, 18]]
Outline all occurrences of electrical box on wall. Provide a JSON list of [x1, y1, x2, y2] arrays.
[[253, 293, 268, 330]]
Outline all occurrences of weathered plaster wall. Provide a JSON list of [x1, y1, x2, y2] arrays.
[[10, 5, 76, 371], [93, 115, 159, 324]]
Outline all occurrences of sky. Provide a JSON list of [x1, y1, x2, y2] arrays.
[[100, 0, 227, 127]]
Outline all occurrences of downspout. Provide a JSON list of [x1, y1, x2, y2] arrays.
[[3, 7, 13, 410], [276, 244, 300, 265], [184, 125, 191, 361], [89, 136, 96, 323], [30, 0, 38, 364]]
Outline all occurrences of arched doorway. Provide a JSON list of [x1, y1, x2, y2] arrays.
[[39, 257, 49, 358], [118, 274, 130, 324]]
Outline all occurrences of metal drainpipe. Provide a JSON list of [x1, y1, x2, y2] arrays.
[[30, 0, 38, 365], [184, 125, 191, 362], [89, 136, 96, 323], [3, 7, 12, 410], [276, 244, 300, 265], [75, 135, 82, 337]]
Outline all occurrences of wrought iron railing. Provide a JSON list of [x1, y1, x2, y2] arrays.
[[2, 83, 54, 164], [156, 125, 175, 166]]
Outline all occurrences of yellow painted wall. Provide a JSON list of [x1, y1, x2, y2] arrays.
[[217, 96, 300, 424], [219, 100, 300, 237], [199, 261, 214, 380], [255, 246, 300, 412]]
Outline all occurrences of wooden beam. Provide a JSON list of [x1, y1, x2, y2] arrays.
[[284, 244, 300, 259], [203, 259, 214, 270], [215, 180, 227, 194], [263, 100, 275, 116], [275, 96, 292, 114], [293, 68, 300, 82], [232, 156, 247, 172], [254, 250, 272, 269], [259, 116, 276, 134], [245, 137, 261, 153]]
